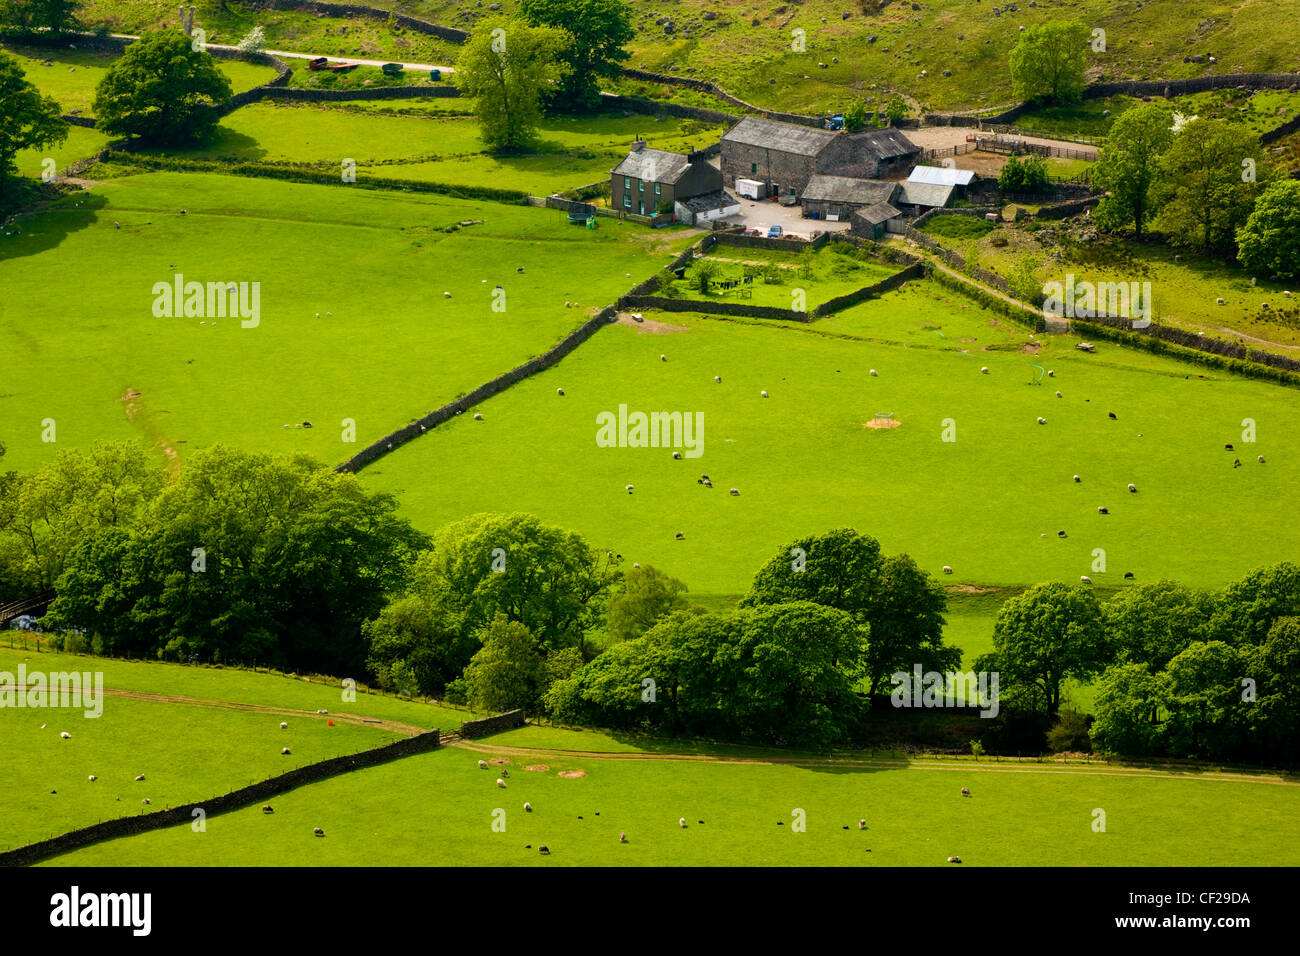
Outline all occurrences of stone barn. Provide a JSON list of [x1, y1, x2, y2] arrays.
[[850, 201, 904, 239], [719, 117, 856, 201], [825, 128, 922, 179], [799, 176, 900, 221], [612, 143, 723, 217]]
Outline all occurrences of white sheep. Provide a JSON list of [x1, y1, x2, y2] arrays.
[[714, 375, 721, 383], [280, 721, 287, 729], [869, 369, 878, 377], [142, 798, 150, 805], [1081, 575, 1093, 584], [314, 827, 325, 836], [473, 413, 483, 420], [619, 832, 628, 843], [478, 760, 489, 769], [625, 484, 634, 492], [443, 291, 451, 298], [761, 390, 769, 397], [135, 774, 145, 781], [524, 802, 532, 812], [61, 731, 71, 739], [858, 819, 867, 830], [679, 817, 687, 828], [729, 488, 739, 496], [88, 775, 97, 782], [1047, 369, 1055, 377], [1128, 483, 1137, 493], [980, 366, 989, 374], [1055, 390, 1062, 397], [282, 747, 291, 755], [496, 778, 507, 788], [672, 451, 682, 460], [961, 787, 970, 797], [942, 565, 953, 574], [660, 354, 667, 362], [556, 387, 565, 395], [1037, 417, 1047, 424], [1073, 475, 1080, 482], [1098, 506, 1108, 514]]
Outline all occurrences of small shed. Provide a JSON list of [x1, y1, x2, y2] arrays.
[[799, 175, 900, 221], [850, 201, 903, 239], [899, 182, 955, 216], [674, 190, 741, 226]]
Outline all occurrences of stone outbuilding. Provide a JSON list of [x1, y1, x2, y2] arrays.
[[612, 142, 723, 217], [719, 117, 856, 201], [799, 175, 901, 221]]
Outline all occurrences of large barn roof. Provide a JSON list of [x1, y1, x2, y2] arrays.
[[800, 175, 900, 205], [721, 117, 837, 156], [906, 165, 977, 187], [848, 127, 921, 162], [900, 182, 956, 207]]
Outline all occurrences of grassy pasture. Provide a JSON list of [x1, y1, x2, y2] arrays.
[[40, 726, 1300, 866], [11, 124, 112, 181], [3, 42, 278, 117], [0, 171, 695, 474], [361, 287, 1300, 601], [658, 246, 901, 308]]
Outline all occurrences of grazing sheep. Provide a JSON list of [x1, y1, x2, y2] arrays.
[[88, 775, 97, 782], [858, 819, 867, 830], [1128, 483, 1137, 493], [1108, 412, 1117, 420], [703, 479, 713, 488], [501, 769, 509, 778], [961, 787, 971, 797], [142, 798, 150, 805], [282, 747, 291, 755], [672, 451, 682, 460], [1047, 369, 1055, 377], [443, 292, 451, 298], [524, 802, 532, 812], [1225, 443, 1234, 451], [660, 354, 667, 362], [1058, 530, 1068, 537], [496, 778, 507, 788], [947, 856, 962, 864], [675, 531, 685, 540], [1124, 572, 1134, 579], [538, 845, 550, 855], [478, 760, 489, 769], [1258, 455, 1265, 463], [1234, 458, 1242, 468], [1217, 297, 1225, 305], [314, 827, 324, 837], [714, 376, 721, 383], [626, 484, 634, 493], [619, 832, 627, 843], [729, 488, 739, 496], [1098, 507, 1108, 514], [517, 266, 525, 273], [317, 710, 328, 715], [942, 565, 953, 574], [557, 387, 564, 396], [1081, 575, 1092, 584], [761, 390, 769, 398], [280, 721, 287, 729], [869, 369, 878, 377], [1037, 417, 1047, 425], [980, 367, 989, 374], [679, 818, 687, 828], [1055, 390, 1062, 398], [60, 732, 71, 739], [262, 805, 274, 814], [1073, 475, 1080, 482], [135, 774, 145, 781]]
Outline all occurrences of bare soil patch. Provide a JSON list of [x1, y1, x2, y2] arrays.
[[863, 418, 902, 430], [557, 769, 588, 779], [524, 764, 550, 773], [615, 312, 689, 334]]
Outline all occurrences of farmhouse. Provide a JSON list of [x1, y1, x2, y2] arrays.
[[674, 190, 742, 226], [906, 165, 978, 199], [850, 201, 904, 239], [719, 117, 856, 201], [611, 142, 723, 217], [799, 176, 901, 221]]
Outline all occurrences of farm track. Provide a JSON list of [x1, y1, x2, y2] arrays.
[[451, 739, 1300, 788], [11, 685, 431, 734]]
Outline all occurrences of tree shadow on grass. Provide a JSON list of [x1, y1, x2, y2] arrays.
[[0, 189, 107, 264], [148, 127, 269, 164]]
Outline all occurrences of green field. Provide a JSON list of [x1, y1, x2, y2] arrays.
[[38, 723, 1300, 866], [0, 172, 694, 474], [658, 245, 901, 309], [360, 290, 1300, 600]]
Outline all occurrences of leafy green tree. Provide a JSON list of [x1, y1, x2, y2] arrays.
[[456, 16, 569, 150], [1246, 617, 1300, 765], [1151, 117, 1262, 254], [997, 154, 1048, 192], [1162, 641, 1250, 759], [1103, 581, 1219, 670], [93, 30, 232, 145], [0, 51, 68, 199], [0, 0, 79, 33], [606, 564, 690, 644], [1008, 20, 1090, 105], [1092, 101, 1174, 240], [0, 441, 163, 593], [518, 0, 633, 110], [1089, 662, 1166, 755], [691, 258, 720, 294], [462, 615, 546, 713], [412, 512, 621, 653], [1209, 562, 1300, 647], [884, 93, 907, 125], [363, 594, 474, 696], [1236, 178, 1300, 279], [986, 582, 1111, 715], [842, 98, 867, 133], [860, 553, 958, 695], [742, 528, 882, 618], [1007, 253, 1044, 306]]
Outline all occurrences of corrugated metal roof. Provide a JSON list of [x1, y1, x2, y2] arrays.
[[854, 201, 903, 225], [612, 147, 691, 183], [906, 165, 977, 186], [800, 176, 900, 205], [721, 116, 837, 156]]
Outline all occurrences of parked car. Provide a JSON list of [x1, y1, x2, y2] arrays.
[[767, 225, 783, 238]]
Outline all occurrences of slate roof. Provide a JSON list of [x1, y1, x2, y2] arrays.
[[848, 127, 921, 162], [906, 165, 977, 187], [900, 182, 956, 208], [612, 147, 692, 183], [854, 201, 903, 225], [721, 116, 837, 156], [679, 190, 740, 213], [800, 176, 900, 206]]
